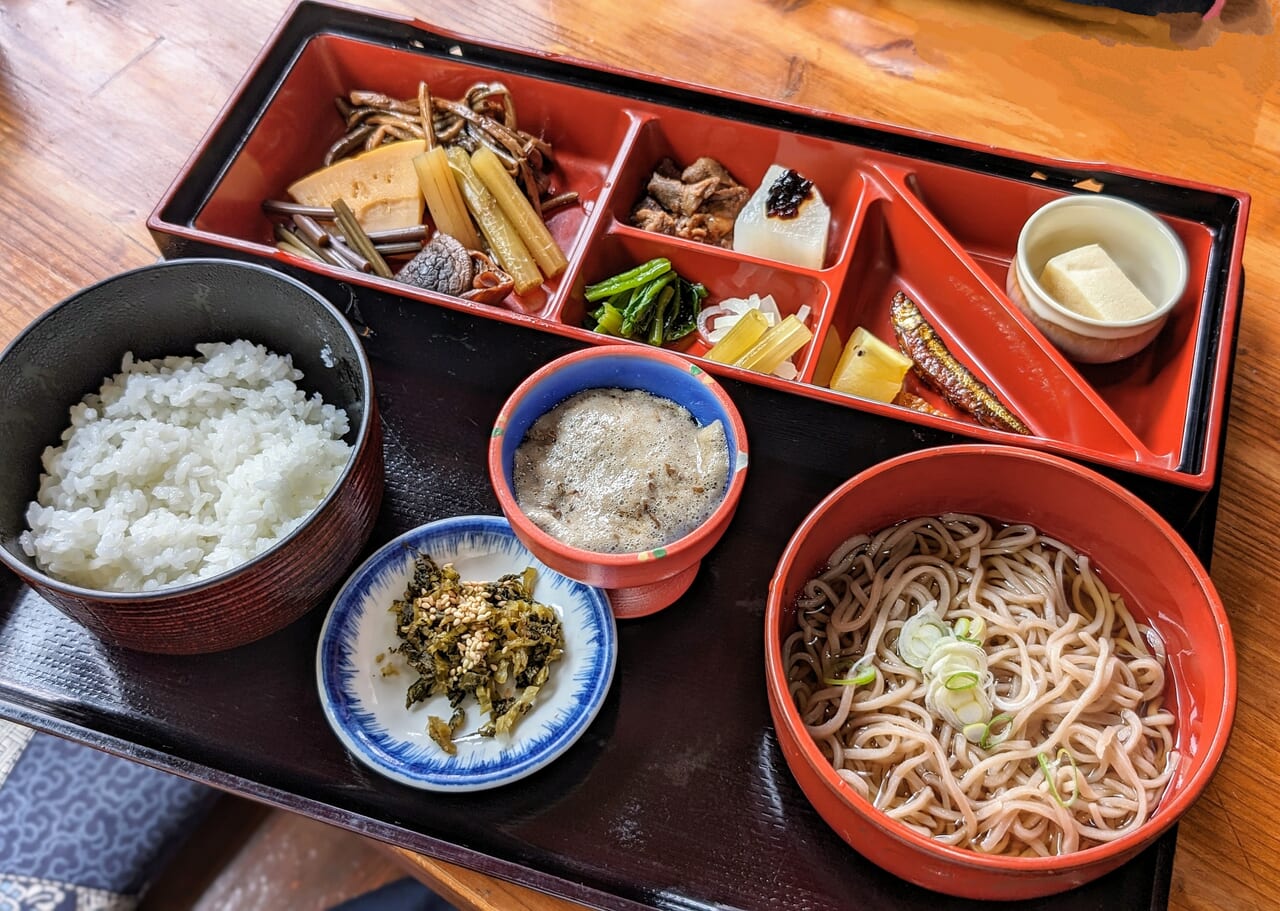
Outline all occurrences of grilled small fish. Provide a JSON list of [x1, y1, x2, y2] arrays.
[[890, 291, 1030, 435]]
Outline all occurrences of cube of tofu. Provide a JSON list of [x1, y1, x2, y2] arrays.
[[1038, 244, 1155, 322]]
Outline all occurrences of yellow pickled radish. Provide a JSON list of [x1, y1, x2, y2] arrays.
[[734, 314, 813, 374], [704, 308, 769, 364], [828, 326, 912, 403]]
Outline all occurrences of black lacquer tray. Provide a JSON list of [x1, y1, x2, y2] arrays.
[[0, 275, 1236, 910], [0, 0, 1247, 908]]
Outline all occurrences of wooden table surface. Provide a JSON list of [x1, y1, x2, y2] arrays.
[[2, 1, 1276, 909]]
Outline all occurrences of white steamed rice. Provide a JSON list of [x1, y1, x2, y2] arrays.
[[20, 339, 353, 593]]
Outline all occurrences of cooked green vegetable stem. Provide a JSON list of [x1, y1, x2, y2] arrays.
[[584, 257, 671, 301], [648, 285, 674, 345], [621, 271, 675, 337], [276, 223, 343, 268], [272, 224, 319, 261], [583, 259, 703, 346], [332, 198, 394, 278]]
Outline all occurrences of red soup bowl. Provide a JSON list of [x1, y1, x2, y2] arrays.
[[763, 444, 1235, 900], [488, 345, 748, 619]]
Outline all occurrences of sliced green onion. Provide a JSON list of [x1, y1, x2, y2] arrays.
[[922, 639, 986, 679], [926, 675, 992, 729], [943, 669, 981, 690], [983, 713, 1013, 749], [956, 616, 985, 644], [963, 712, 1014, 749], [823, 655, 877, 687], [1037, 748, 1079, 808], [898, 609, 951, 668]]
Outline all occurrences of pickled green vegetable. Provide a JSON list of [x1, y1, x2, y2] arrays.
[[391, 553, 565, 754]]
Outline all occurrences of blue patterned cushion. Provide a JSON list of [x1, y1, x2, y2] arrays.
[[0, 720, 217, 911]]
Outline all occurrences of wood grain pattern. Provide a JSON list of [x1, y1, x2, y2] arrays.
[[396, 849, 586, 911], [1, 0, 1276, 909]]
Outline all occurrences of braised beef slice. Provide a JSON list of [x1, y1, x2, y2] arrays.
[[653, 157, 682, 180], [681, 156, 738, 188], [631, 197, 678, 235], [647, 172, 719, 216]]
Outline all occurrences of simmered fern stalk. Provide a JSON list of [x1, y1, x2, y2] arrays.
[[391, 553, 565, 755]]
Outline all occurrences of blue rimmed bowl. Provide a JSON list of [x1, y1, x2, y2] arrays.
[[316, 515, 617, 791], [487, 345, 749, 619]]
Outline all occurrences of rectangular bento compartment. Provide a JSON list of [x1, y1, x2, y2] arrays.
[[195, 32, 634, 315], [565, 229, 830, 377], [889, 158, 1220, 467], [603, 111, 865, 271]]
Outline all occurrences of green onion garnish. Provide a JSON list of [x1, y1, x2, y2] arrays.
[[1037, 748, 1079, 807], [823, 656, 876, 687], [956, 616, 985, 644], [943, 669, 980, 690], [981, 713, 1013, 749], [962, 713, 1015, 749], [898, 609, 951, 668]]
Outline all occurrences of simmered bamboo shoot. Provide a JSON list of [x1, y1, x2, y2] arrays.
[[446, 147, 542, 294], [413, 148, 483, 251], [470, 146, 568, 278], [287, 140, 425, 233]]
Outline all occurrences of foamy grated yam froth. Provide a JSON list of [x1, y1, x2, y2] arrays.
[[20, 339, 352, 593], [513, 388, 729, 553]]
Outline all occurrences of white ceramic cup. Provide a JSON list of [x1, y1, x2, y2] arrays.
[[1008, 195, 1189, 364]]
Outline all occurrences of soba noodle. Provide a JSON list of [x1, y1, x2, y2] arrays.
[[783, 514, 1178, 856]]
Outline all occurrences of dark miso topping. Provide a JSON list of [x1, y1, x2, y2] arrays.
[[765, 169, 814, 219]]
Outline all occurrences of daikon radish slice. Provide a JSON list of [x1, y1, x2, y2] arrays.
[[732, 164, 829, 269]]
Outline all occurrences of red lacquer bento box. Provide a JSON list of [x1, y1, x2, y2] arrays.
[[148, 0, 1248, 492]]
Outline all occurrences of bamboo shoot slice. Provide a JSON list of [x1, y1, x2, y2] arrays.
[[447, 147, 542, 294], [287, 140, 425, 233], [470, 146, 568, 279], [413, 148, 483, 251]]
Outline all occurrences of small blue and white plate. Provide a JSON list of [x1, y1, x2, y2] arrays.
[[317, 515, 617, 792]]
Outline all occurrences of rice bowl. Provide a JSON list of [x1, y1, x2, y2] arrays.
[[0, 258, 383, 654], [21, 340, 352, 592]]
